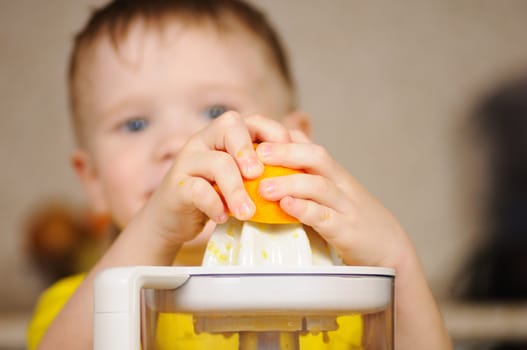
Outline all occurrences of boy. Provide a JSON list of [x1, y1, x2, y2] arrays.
[[28, 0, 452, 349]]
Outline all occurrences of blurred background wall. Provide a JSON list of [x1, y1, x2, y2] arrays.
[[2, 0, 527, 346]]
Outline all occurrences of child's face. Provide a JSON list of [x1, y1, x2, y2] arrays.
[[72, 21, 299, 229]]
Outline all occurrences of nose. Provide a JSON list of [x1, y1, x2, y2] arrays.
[[153, 115, 207, 163], [154, 133, 187, 162]]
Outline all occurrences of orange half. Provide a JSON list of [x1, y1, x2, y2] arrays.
[[244, 164, 301, 224], [215, 164, 302, 224]]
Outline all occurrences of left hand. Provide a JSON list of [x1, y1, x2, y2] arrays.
[[255, 132, 411, 268]]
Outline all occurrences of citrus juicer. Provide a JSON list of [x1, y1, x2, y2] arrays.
[[94, 167, 395, 349]]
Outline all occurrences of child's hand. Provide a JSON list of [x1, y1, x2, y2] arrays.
[[255, 133, 411, 268], [141, 112, 292, 250]]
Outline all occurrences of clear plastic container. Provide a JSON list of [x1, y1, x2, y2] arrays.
[[94, 266, 394, 350]]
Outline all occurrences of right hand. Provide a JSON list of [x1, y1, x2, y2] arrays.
[[140, 111, 293, 251]]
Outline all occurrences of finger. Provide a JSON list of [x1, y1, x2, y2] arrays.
[[281, 196, 368, 265], [258, 173, 350, 213], [172, 175, 228, 224], [191, 111, 263, 179], [279, 196, 341, 241], [176, 150, 255, 221], [244, 114, 292, 144], [289, 129, 312, 143], [256, 142, 348, 182]]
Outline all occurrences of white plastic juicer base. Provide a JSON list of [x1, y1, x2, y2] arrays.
[[95, 266, 394, 350], [197, 217, 341, 344], [93, 218, 395, 350]]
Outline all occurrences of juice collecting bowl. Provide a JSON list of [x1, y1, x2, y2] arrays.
[[94, 265, 394, 350]]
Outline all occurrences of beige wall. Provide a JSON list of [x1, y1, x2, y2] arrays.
[[2, 0, 527, 310]]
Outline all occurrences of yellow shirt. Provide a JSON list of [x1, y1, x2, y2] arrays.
[[27, 274, 363, 349], [27, 274, 86, 350]]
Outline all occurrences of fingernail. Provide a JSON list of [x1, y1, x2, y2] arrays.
[[256, 143, 272, 159], [217, 212, 228, 223], [259, 180, 276, 196], [237, 200, 254, 219], [244, 157, 263, 176]]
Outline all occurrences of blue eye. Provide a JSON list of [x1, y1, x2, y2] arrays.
[[122, 118, 149, 132], [203, 105, 228, 120]]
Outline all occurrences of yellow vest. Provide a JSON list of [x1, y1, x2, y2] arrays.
[[27, 274, 363, 349]]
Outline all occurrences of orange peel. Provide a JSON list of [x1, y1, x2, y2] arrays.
[[214, 146, 302, 224], [242, 164, 301, 224]]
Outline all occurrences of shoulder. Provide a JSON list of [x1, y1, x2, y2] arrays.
[[27, 274, 86, 350]]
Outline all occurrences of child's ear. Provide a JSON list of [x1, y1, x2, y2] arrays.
[[282, 110, 312, 138], [71, 149, 108, 214]]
